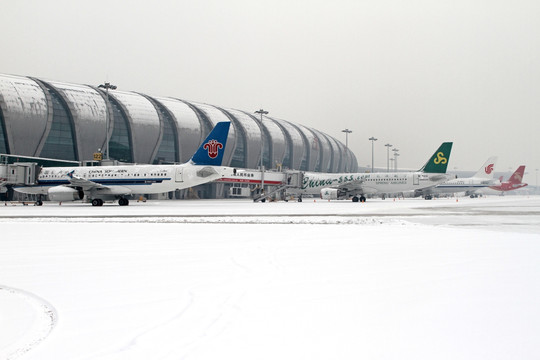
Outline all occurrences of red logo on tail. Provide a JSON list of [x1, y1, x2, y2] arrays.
[[485, 164, 494, 174], [203, 139, 223, 159]]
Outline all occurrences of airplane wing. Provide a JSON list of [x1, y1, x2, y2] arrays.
[[67, 173, 132, 196], [67, 174, 108, 191], [332, 178, 371, 194]]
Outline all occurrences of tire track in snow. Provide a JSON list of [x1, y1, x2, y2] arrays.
[[0, 286, 58, 359]]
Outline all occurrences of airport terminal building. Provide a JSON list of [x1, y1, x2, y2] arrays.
[[0, 73, 357, 171], [0, 73, 358, 200]]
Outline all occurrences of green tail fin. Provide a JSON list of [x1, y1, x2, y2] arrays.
[[419, 142, 453, 173]]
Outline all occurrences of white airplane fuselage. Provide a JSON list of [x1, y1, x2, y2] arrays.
[[14, 163, 231, 200], [430, 177, 494, 195], [295, 171, 450, 198]]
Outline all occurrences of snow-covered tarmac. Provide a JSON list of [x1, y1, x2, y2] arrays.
[[1, 196, 539, 359]]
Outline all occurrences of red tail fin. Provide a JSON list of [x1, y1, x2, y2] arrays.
[[508, 166, 526, 184]]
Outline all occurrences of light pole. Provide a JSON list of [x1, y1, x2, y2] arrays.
[[368, 137, 377, 172], [385, 143, 392, 172], [254, 109, 268, 193], [342, 129, 352, 148], [98, 82, 117, 160], [394, 152, 400, 172]]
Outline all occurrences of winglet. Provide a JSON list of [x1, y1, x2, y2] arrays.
[[190, 122, 231, 166], [419, 142, 453, 173]]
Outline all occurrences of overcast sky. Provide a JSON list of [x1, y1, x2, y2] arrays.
[[2, 0, 539, 178]]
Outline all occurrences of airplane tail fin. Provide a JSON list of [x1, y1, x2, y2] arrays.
[[189, 122, 231, 166], [419, 142, 453, 173], [472, 156, 497, 179], [508, 165, 526, 184]]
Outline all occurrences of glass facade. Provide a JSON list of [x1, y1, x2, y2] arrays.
[[108, 99, 133, 163], [0, 111, 7, 153], [282, 144, 291, 169], [314, 136, 323, 172], [230, 121, 246, 168], [261, 129, 271, 169], [39, 87, 77, 161], [320, 133, 335, 172], [277, 123, 292, 169], [298, 130, 309, 171], [153, 105, 178, 164]]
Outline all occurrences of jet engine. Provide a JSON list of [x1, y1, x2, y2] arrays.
[[320, 187, 346, 200], [48, 186, 84, 201]]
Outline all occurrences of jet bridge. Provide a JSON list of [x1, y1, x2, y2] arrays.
[[0, 162, 40, 191], [252, 170, 304, 202], [216, 169, 304, 202]]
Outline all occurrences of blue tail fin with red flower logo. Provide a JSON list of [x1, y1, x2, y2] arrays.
[[190, 122, 231, 166]]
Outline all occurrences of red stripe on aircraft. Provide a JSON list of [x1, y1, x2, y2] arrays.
[[217, 178, 283, 185]]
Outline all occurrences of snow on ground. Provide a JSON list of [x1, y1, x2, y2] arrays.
[[1, 196, 539, 359]]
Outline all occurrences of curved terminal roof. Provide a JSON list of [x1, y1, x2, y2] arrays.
[[310, 128, 332, 172], [222, 108, 262, 169], [152, 97, 203, 162], [295, 123, 319, 171], [43, 80, 107, 161], [271, 118, 306, 170], [108, 91, 161, 164], [0, 75, 49, 156], [325, 136, 342, 173], [0, 73, 358, 172], [260, 116, 286, 167]]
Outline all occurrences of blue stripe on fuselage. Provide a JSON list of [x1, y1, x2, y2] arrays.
[[33, 177, 171, 187]]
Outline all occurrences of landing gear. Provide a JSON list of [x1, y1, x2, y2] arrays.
[[118, 198, 129, 206], [424, 195, 433, 200], [352, 196, 359, 202], [91, 198, 104, 206], [352, 195, 367, 203], [360, 196, 366, 203]]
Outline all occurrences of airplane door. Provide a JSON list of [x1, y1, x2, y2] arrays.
[[175, 167, 183, 182], [413, 174, 419, 185]]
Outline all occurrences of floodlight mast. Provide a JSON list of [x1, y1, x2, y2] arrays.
[[368, 137, 378, 172], [385, 143, 393, 172], [341, 128, 352, 148]]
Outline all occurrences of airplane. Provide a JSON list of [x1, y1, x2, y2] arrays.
[[14, 122, 232, 206], [419, 156, 498, 199], [289, 142, 453, 202], [489, 165, 528, 192]]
